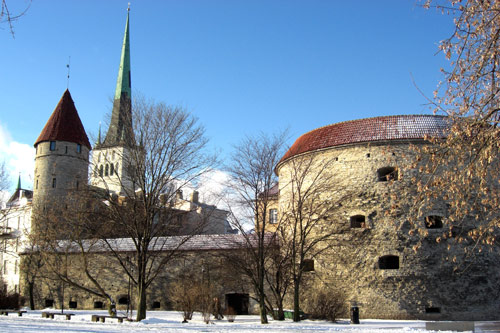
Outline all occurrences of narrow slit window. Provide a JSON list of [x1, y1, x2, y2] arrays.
[[377, 167, 398, 181], [52, 178, 56, 188], [425, 215, 443, 229], [379, 255, 399, 269], [350, 215, 366, 228], [50, 141, 56, 151], [302, 259, 315, 272], [77, 144, 81, 153]]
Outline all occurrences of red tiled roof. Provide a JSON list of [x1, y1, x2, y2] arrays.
[[34, 89, 91, 149], [279, 115, 448, 165]]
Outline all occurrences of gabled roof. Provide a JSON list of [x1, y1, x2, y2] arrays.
[[279, 115, 448, 165], [34, 89, 91, 149]]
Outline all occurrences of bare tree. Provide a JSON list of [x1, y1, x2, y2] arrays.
[[94, 97, 217, 321], [225, 131, 288, 324], [277, 153, 351, 322], [1, 0, 31, 37], [411, 0, 500, 249]]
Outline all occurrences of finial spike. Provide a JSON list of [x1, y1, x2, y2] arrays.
[[128, 2, 130, 11], [66, 56, 71, 89]]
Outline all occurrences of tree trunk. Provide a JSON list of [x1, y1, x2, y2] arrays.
[[259, 289, 268, 324], [136, 281, 147, 321], [293, 279, 300, 322], [276, 299, 285, 321], [28, 281, 35, 310]]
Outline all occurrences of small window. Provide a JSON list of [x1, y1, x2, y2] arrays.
[[425, 215, 443, 229], [36, 179, 38, 189], [118, 296, 129, 305], [379, 255, 399, 269], [77, 144, 81, 153], [105, 164, 109, 176], [52, 178, 56, 188], [69, 301, 77, 309], [93, 301, 104, 309], [152, 301, 161, 309], [76, 181, 79, 189], [269, 209, 277, 224], [65, 146, 68, 154], [366, 153, 371, 158], [425, 307, 441, 314], [110, 163, 114, 176], [98, 153, 101, 163], [350, 215, 366, 228], [99, 165, 104, 177], [50, 141, 56, 151], [377, 167, 398, 182], [302, 259, 315, 272], [45, 299, 54, 307]]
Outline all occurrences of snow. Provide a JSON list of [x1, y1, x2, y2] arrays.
[[0, 310, 480, 332]]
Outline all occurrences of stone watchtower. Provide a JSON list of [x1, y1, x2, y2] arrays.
[[33, 89, 91, 215], [91, 7, 135, 195]]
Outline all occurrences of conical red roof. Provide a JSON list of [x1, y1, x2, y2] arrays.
[[34, 89, 91, 149]]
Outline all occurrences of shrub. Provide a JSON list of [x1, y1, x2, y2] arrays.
[[303, 286, 346, 322]]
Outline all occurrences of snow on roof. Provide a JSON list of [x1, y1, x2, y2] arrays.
[[25, 233, 276, 254]]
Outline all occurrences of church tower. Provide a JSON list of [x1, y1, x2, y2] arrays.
[[91, 7, 135, 195], [33, 89, 91, 210]]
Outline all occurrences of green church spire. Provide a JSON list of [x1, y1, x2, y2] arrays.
[[103, 6, 133, 147], [114, 7, 131, 101], [16, 174, 21, 190]]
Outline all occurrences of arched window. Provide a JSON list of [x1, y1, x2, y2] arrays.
[[93, 301, 104, 309], [377, 167, 398, 181], [425, 215, 443, 229], [350, 215, 366, 228], [379, 255, 399, 269], [110, 163, 114, 176], [105, 164, 109, 176], [99, 165, 103, 177]]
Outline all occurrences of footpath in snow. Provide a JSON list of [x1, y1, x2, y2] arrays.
[[0, 310, 498, 332]]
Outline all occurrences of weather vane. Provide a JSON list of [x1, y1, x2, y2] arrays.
[[66, 56, 71, 89]]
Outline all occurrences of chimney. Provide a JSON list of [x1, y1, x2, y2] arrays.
[[191, 190, 199, 203]]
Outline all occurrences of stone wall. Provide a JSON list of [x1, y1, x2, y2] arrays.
[[276, 140, 500, 320]]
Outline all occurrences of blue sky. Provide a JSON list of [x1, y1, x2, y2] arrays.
[[0, 0, 454, 191]]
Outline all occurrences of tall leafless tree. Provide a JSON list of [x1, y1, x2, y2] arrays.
[[225, 131, 288, 324], [95, 96, 217, 321], [277, 153, 351, 322]]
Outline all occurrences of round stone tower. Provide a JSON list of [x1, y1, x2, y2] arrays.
[[33, 89, 91, 211], [276, 115, 500, 321]]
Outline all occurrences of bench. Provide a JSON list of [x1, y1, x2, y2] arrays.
[[91, 314, 128, 323], [42, 312, 74, 320], [0, 310, 27, 316]]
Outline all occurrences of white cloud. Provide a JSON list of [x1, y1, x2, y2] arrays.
[[0, 123, 35, 192]]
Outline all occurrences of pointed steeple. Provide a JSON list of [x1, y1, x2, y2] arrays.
[[16, 174, 21, 190], [34, 89, 91, 149], [102, 7, 133, 147]]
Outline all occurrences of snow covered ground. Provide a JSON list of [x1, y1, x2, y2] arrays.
[[0, 310, 496, 332]]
